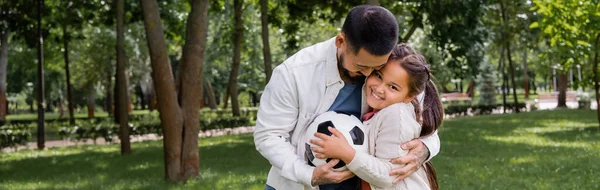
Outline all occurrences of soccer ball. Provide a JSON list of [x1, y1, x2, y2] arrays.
[[304, 111, 368, 171]]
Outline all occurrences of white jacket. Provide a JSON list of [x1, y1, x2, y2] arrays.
[[253, 37, 440, 190]]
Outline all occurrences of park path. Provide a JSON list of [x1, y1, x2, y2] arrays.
[[1, 126, 255, 153]]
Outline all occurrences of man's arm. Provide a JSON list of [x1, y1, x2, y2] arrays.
[[253, 66, 315, 186], [420, 130, 440, 161], [389, 130, 440, 183]]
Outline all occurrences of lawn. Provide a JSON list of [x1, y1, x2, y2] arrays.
[[1, 109, 598, 189]]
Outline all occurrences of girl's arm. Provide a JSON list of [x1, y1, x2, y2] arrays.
[[347, 107, 420, 188], [310, 105, 420, 188]]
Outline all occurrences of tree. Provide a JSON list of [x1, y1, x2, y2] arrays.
[[227, 0, 243, 116], [500, 1, 519, 112], [36, 0, 45, 150], [259, 0, 272, 82], [594, 33, 600, 129], [47, 0, 95, 125], [0, 28, 8, 121], [395, 0, 487, 89], [116, 0, 131, 155], [0, 0, 35, 120], [203, 80, 217, 109], [532, 0, 598, 109], [140, 0, 209, 181]]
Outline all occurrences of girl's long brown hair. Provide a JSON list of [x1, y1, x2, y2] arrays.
[[388, 44, 443, 190]]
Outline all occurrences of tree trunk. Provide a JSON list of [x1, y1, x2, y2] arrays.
[[126, 68, 133, 113], [36, 0, 45, 150], [203, 81, 217, 110], [593, 33, 600, 130], [500, 1, 519, 113], [532, 72, 537, 94], [0, 29, 9, 121], [114, 67, 120, 122], [140, 0, 209, 182], [116, 0, 131, 155], [88, 89, 95, 118], [557, 72, 568, 107], [222, 90, 229, 109], [178, 0, 209, 180], [499, 47, 507, 113], [365, 0, 379, 5], [523, 49, 529, 99], [58, 98, 64, 119], [466, 79, 475, 97], [228, 0, 243, 116], [106, 73, 114, 116], [505, 43, 519, 112], [62, 26, 76, 125], [259, 0, 273, 83]]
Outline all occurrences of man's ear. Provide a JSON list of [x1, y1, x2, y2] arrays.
[[335, 33, 346, 49]]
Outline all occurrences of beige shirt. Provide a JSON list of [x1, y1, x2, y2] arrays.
[[346, 102, 431, 190]]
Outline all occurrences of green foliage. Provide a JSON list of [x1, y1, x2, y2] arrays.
[[532, 0, 599, 69], [0, 123, 32, 149], [444, 103, 526, 116], [2, 109, 257, 146]]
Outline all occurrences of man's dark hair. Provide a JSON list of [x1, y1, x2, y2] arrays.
[[342, 5, 399, 56]]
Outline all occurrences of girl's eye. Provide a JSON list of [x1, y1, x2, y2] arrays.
[[375, 73, 382, 79], [390, 85, 398, 91]]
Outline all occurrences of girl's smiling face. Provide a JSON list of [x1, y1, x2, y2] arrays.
[[365, 60, 415, 110]]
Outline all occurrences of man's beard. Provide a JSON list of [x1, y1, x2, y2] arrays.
[[337, 53, 364, 81]]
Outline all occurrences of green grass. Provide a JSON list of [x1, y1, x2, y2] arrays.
[[1, 109, 599, 189], [0, 135, 269, 190], [434, 109, 599, 189]]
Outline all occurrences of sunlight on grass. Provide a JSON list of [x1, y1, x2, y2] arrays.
[[483, 135, 592, 148], [509, 155, 538, 164]]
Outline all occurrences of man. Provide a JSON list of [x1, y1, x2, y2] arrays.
[[254, 5, 440, 190]]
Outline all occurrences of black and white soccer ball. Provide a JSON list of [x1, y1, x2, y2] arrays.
[[304, 111, 368, 171]]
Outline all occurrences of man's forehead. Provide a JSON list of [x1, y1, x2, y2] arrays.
[[355, 48, 390, 66]]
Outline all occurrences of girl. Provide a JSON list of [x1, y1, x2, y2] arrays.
[[310, 44, 444, 190]]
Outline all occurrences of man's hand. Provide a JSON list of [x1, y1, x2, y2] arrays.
[[389, 139, 430, 184], [311, 159, 355, 186]]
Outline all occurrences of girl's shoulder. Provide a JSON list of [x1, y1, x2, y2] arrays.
[[378, 102, 414, 114], [375, 102, 416, 120]]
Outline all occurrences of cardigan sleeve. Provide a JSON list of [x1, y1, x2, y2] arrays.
[[346, 104, 421, 188]]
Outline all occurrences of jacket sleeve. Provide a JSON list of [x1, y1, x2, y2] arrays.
[[253, 65, 314, 187], [420, 130, 440, 162], [346, 107, 418, 188]]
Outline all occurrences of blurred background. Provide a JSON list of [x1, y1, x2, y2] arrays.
[[0, 0, 598, 189]]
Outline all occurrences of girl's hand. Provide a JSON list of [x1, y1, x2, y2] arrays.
[[309, 127, 356, 164]]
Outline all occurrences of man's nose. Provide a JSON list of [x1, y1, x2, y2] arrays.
[[360, 68, 374, 76]]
